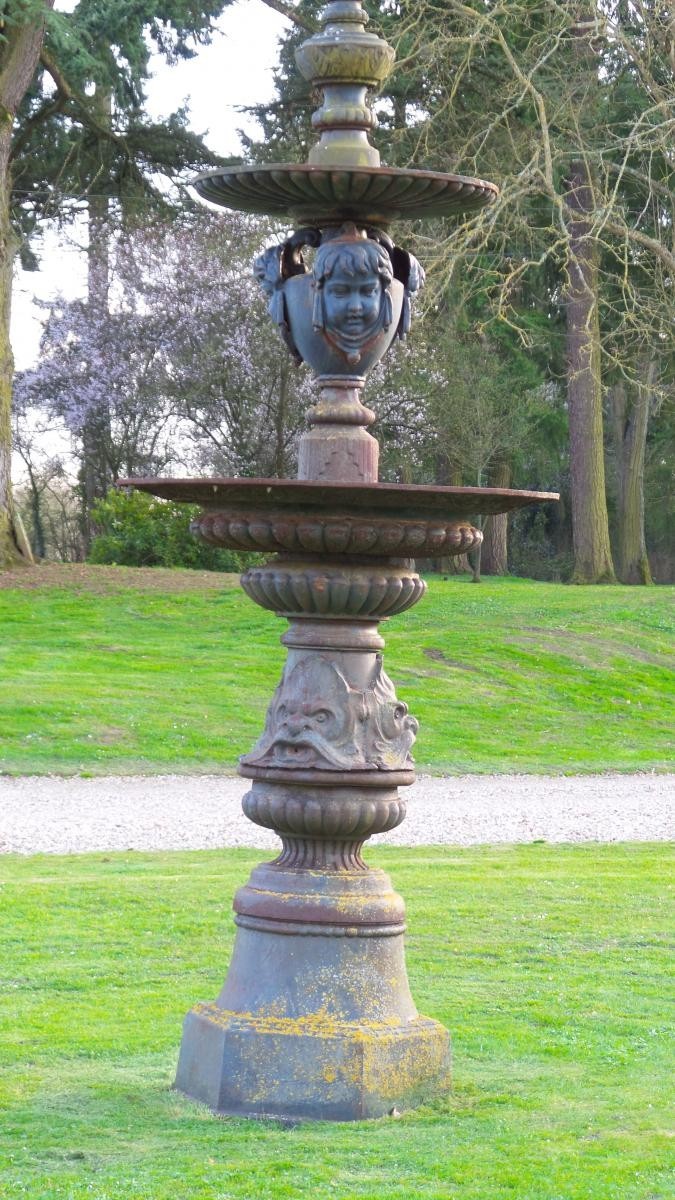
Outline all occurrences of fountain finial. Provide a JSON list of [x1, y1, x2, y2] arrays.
[[295, 0, 395, 168], [193, 0, 496, 225]]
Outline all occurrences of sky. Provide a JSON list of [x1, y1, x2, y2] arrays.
[[145, 0, 288, 158], [11, 0, 288, 371]]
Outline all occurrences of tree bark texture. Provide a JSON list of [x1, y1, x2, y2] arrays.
[[610, 367, 655, 585], [274, 360, 289, 477], [0, 123, 20, 567], [0, 2, 54, 567], [481, 461, 511, 575], [434, 455, 470, 574], [80, 109, 113, 554], [564, 159, 616, 584], [25, 463, 46, 559]]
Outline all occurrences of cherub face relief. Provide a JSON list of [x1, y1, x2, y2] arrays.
[[312, 237, 394, 365]]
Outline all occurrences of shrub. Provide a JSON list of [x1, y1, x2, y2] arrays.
[[88, 489, 249, 572]]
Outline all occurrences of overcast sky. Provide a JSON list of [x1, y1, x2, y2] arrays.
[[11, 0, 288, 370], [145, 0, 287, 156]]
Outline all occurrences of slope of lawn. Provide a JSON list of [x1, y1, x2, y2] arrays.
[[0, 564, 672, 775], [0, 843, 671, 1200]]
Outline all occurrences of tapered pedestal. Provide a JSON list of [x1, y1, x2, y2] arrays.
[[172, 560, 452, 1120], [175, 857, 450, 1120]]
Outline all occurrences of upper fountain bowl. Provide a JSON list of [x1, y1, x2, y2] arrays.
[[192, 164, 498, 227], [193, 2, 499, 229]]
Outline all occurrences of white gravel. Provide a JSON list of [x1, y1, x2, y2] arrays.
[[0, 772, 672, 855]]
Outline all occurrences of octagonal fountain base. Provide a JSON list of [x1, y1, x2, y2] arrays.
[[176, 1007, 450, 1122]]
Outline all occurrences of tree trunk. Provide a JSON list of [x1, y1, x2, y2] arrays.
[[481, 460, 511, 575], [274, 361, 288, 477], [469, 536, 482, 583], [0, 127, 23, 567], [0, 5, 53, 566], [610, 365, 654, 585], [564, 158, 616, 584], [81, 162, 112, 553], [435, 455, 470, 575], [25, 465, 46, 559]]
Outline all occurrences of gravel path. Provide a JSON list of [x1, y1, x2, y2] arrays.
[[1, 773, 672, 854]]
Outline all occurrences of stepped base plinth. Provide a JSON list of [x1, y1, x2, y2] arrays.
[[174, 856, 451, 1121], [175, 1003, 450, 1122]]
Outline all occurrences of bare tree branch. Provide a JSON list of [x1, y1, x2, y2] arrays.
[[258, 0, 316, 33]]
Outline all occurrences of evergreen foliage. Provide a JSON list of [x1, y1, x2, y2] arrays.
[[13, 0, 238, 235]]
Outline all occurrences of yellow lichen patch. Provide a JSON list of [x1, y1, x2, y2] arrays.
[[193, 1002, 410, 1040], [361, 1022, 451, 1100], [181, 1004, 451, 1117]]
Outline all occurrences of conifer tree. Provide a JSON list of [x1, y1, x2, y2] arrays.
[[1, 0, 238, 565]]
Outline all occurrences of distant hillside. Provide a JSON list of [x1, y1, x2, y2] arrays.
[[0, 566, 672, 776]]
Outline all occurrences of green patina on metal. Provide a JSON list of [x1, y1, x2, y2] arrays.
[[191, 1, 497, 218]]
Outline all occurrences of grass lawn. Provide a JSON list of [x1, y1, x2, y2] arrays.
[[0, 564, 672, 775], [0, 843, 671, 1199]]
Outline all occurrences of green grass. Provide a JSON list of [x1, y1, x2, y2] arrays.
[[0, 568, 672, 775], [0, 844, 672, 1199]]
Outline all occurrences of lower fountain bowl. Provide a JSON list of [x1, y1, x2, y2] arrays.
[[116, 478, 558, 559]]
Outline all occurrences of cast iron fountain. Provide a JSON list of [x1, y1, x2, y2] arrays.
[[121, 1, 557, 1121]]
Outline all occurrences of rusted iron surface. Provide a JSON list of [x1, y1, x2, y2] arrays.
[[195, 510, 482, 559], [241, 560, 426, 618], [242, 781, 406, 841], [240, 654, 417, 774], [118, 475, 559, 516]]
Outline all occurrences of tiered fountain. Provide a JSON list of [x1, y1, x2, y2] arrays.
[[121, 1, 557, 1121]]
